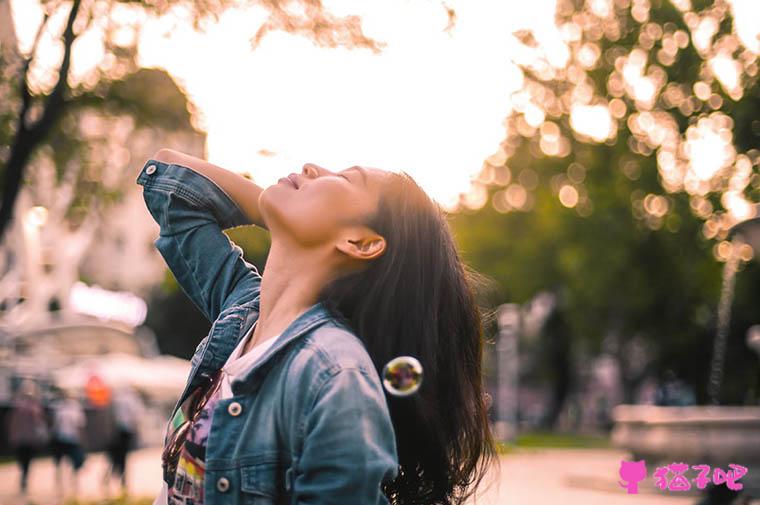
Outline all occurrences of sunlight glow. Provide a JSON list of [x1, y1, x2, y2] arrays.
[[730, 0, 760, 54], [709, 52, 743, 99], [558, 184, 579, 208], [10, 0, 551, 211], [684, 114, 736, 182], [12, 0, 756, 217], [570, 104, 614, 142]]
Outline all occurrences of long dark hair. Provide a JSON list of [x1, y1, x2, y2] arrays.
[[316, 171, 499, 505]]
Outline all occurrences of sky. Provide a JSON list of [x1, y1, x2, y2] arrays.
[[9, 0, 759, 210], [9, 0, 557, 209]]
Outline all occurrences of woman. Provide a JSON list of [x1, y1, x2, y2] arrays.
[[105, 385, 143, 495], [50, 389, 87, 496], [7, 379, 49, 495], [138, 149, 497, 505]]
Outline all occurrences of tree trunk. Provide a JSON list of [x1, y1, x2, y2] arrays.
[[540, 306, 573, 429], [0, 0, 81, 242]]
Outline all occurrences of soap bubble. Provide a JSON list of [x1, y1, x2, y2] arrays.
[[382, 356, 423, 396]]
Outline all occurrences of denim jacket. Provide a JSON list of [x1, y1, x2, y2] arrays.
[[136, 158, 399, 505]]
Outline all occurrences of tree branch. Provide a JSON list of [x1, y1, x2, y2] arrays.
[[0, 0, 82, 242]]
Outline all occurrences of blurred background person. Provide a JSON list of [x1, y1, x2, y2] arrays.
[[6, 379, 49, 495], [50, 387, 87, 497], [654, 369, 697, 407], [105, 384, 143, 496]]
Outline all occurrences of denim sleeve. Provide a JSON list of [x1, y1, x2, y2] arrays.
[[293, 367, 399, 505], [136, 158, 261, 322]]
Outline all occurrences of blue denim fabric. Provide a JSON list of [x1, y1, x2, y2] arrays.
[[137, 159, 399, 505]]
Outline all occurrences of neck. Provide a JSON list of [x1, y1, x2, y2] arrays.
[[251, 239, 335, 348]]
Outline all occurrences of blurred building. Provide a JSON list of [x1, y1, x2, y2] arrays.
[[0, 105, 205, 326], [1, 0, 207, 320], [78, 121, 206, 298]]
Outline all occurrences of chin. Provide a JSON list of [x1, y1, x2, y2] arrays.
[[260, 183, 282, 202], [258, 190, 291, 229]]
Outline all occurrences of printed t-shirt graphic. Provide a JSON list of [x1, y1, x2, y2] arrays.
[[165, 320, 279, 505]]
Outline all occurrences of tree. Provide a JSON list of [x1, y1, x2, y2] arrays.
[[0, 65, 208, 325], [0, 0, 386, 242], [0, 0, 398, 328], [450, 0, 760, 418], [144, 226, 272, 359]]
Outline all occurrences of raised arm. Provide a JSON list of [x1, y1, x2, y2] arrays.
[[152, 148, 268, 230], [136, 155, 263, 322]]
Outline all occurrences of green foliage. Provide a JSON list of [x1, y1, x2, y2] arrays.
[[453, 0, 760, 405], [144, 279, 210, 360], [161, 269, 180, 294], [0, 0, 385, 238], [495, 430, 611, 454], [144, 226, 270, 359], [225, 226, 272, 270]]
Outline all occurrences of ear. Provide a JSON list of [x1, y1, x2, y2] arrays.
[[335, 229, 386, 261]]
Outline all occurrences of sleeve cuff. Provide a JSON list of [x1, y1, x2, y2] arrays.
[[136, 158, 251, 229]]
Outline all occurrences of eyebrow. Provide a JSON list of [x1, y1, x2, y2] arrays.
[[345, 166, 368, 187]]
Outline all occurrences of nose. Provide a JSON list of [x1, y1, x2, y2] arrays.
[[302, 163, 325, 177], [302, 163, 323, 177]]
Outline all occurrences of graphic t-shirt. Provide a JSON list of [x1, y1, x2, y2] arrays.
[[161, 321, 279, 505]]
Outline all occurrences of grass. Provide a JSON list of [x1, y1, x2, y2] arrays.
[[496, 431, 611, 454]]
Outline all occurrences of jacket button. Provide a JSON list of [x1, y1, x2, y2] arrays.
[[145, 164, 157, 175], [216, 477, 230, 493], [227, 401, 242, 417]]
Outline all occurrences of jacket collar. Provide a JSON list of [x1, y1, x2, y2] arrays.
[[229, 300, 333, 395]]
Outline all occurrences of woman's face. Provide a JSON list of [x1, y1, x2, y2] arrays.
[[259, 163, 389, 250]]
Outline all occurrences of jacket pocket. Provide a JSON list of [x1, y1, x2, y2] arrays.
[[240, 462, 288, 505]]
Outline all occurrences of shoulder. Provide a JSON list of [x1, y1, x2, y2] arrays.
[[282, 320, 384, 403], [300, 321, 377, 377]]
